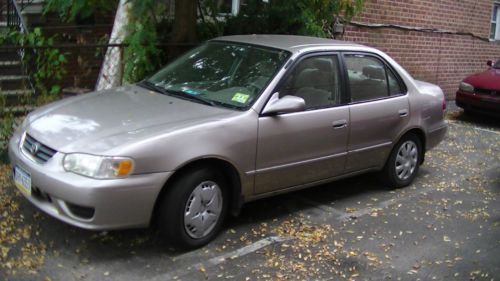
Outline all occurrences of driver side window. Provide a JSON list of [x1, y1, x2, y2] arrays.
[[279, 55, 341, 109]]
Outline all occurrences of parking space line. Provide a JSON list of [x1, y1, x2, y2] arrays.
[[290, 184, 436, 223], [290, 195, 350, 217], [336, 186, 436, 221], [158, 236, 289, 280], [447, 121, 500, 135]]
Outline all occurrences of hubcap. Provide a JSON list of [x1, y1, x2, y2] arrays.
[[395, 140, 418, 181], [184, 181, 223, 239]]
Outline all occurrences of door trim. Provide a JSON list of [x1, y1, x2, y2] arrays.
[[246, 151, 347, 175], [349, 141, 392, 154]]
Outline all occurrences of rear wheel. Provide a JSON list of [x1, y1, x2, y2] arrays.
[[157, 166, 228, 249], [381, 133, 422, 189]]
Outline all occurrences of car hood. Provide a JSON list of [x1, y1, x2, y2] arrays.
[[26, 85, 238, 153], [463, 68, 500, 91]]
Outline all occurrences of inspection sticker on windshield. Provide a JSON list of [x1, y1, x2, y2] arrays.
[[231, 93, 250, 103]]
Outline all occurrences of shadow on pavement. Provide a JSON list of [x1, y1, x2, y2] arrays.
[[448, 109, 500, 129]]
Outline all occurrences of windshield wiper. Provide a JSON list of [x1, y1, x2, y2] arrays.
[[138, 81, 211, 105], [163, 88, 216, 106], [138, 80, 215, 106], [137, 80, 168, 94]]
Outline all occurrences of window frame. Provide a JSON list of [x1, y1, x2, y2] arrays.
[[269, 51, 348, 112], [491, 3, 500, 41], [340, 52, 407, 105]]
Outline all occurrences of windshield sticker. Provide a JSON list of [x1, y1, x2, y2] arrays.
[[231, 93, 250, 104], [183, 89, 200, 96]]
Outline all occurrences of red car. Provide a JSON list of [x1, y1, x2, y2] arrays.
[[456, 59, 500, 117]]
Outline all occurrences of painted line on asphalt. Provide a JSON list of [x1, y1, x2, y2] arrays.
[[158, 236, 290, 280], [336, 186, 436, 221], [290, 194, 349, 217], [448, 121, 500, 135], [290, 185, 436, 222]]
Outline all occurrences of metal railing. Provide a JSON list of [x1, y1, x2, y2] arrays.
[[2, 0, 38, 96], [4, 0, 34, 31], [0, 42, 197, 91]]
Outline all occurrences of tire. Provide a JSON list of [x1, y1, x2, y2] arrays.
[[157, 166, 228, 249], [381, 133, 422, 189]]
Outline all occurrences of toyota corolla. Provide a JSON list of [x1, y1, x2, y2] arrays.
[[9, 35, 447, 249]]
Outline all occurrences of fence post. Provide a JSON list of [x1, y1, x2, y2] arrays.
[[6, 0, 11, 26], [119, 45, 125, 86]]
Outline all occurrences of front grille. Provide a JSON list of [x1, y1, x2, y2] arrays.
[[474, 88, 499, 97], [22, 133, 57, 163]]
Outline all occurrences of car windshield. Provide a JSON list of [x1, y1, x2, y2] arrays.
[[494, 59, 500, 69], [145, 41, 290, 109]]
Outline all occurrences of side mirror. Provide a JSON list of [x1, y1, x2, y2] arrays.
[[487, 60, 493, 67], [262, 93, 305, 115]]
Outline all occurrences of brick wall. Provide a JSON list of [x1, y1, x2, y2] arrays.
[[341, 0, 500, 99]]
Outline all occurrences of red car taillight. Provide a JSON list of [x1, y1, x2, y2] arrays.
[[442, 99, 446, 111]]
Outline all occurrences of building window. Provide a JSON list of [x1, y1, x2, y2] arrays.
[[491, 3, 500, 40], [217, 0, 242, 16], [217, 0, 268, 16]]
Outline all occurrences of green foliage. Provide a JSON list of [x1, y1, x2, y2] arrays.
[[120, 0, 168, 83], [0, 28, 67, 155], [5, 28, 67, 99], [225, 0, 364, 37], [43, 0, 117, 22], [122, 0, 364, 82], [123, 21, 162, 83], [197, 0, 225, 40]]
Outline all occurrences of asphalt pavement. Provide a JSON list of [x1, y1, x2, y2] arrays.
[[0, 103, 498, 281]]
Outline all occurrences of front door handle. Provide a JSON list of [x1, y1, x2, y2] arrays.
[[332, 119, 348, 129], [398, 109, 409, 117]]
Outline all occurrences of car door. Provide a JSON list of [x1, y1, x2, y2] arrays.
[[254, 54, 349, 194], [343, 53, 410, 172]]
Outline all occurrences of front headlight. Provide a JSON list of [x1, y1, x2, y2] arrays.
[[459, 82, 474, 93], [63, 153, 134, 179]]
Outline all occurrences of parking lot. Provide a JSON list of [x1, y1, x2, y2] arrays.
[[1, 105, 499, 281]]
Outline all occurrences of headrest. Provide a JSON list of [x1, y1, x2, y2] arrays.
[[295, 69, 320, 88], [362, 65, 385, 80], [313, 58, 332, 73]]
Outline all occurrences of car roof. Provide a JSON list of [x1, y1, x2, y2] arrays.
[[211, 34, 364, 53]]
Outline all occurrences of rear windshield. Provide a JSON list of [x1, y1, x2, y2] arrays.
[[494, 59, 500, 69]]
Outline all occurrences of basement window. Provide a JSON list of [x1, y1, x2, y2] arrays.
[[491, 3, 500, 40]]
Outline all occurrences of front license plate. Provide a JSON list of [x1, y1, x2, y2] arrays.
[[14, 165, 32, 196]]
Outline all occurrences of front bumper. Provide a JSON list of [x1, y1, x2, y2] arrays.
[[455, 91, 500, 117], [8, 132, 172, 230]]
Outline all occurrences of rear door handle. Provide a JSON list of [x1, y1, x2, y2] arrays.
[[332, 119, 348, 129], [398, 109, 409, 117]]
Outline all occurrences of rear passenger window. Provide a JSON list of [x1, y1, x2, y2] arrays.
[[388, 69, 404, 95], [279, 55, 341, 109], [345, 54, 403, 102]]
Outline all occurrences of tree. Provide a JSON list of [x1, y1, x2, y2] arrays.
[[172, 0, 198, 43]]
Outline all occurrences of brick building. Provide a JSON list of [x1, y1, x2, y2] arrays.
[[340, 0, 500, 99]]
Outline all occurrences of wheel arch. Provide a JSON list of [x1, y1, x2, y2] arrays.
[[395, 127, 426, 165], [151, 157, 243, 226]]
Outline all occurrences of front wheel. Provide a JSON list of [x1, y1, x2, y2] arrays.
[[157, 167, 228, 249], [381, 134, 422, 189]]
